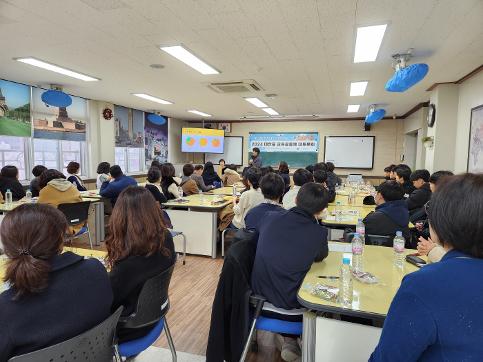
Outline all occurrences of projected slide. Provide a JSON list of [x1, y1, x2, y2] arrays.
[[182, 128, 224, 153]]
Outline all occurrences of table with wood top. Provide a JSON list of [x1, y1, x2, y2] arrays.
[[204, 185, 245, 196], [162, 194, 232, 258], [298, 242, 420, 362], [0, 198, 106, 246]]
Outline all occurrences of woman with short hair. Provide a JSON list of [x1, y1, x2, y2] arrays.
[[96, 162, 111, 189], [66, 161, 87, 192], [0, 204, 112, 361], [106, 187, 175, 342], [0, 165, 25, 201], [370, 173, 483, 361]]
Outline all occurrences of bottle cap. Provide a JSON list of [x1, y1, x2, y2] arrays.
[[396, 231, 402, 237], [342, 257, 351, 265], [357, 218, 363, 222], [336, 201, 341, 205], [354, 233, 360, 237], [6, 189, 10, 192]]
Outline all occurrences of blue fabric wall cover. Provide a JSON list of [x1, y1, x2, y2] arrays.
[[146, 113, 167, 125], [41, 89, 72, 107], [385, 63, 429, 92], [365, 109, 386, 124]]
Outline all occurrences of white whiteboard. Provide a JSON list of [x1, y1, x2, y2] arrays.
[[205, 136, 243, 165], [324, 136, 375, 169]]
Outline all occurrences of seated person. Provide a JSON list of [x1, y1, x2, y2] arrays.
[[30, 165, 47, 197], [145, 166, 167, 205], [416, 170, 454, 263], [370, 173, 483, 361], [394, 164, 415, 197], [192, 165, 214, 192], [363, 180, 410, 241], [251, 183, 330, 361], [66, 161, 87, 192], [325, 162, 342, 189], [161, 163, 182, 200], [106, 187, 175, 342], [0, 204, 112, 361], [100, 165, 137, 205], [407, 169, 432, 218], [0, 165, 26, 201], [232, 167, 264, 229], [180, 164, 200, 196], [278, 161, 291, 194], [96, 162, 111, 189], [221, 164, 242, 186], [282, 168, 314, 209], [38, 169, 83, 207], [245, 173, 285, 234], [313, 170, 336, 203], [384, 164, 396, 180], [202, 161, 222, 187], [217, 159, 226, 177]]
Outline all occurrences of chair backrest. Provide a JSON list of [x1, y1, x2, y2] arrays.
[[8, 307, 123, 362], [58, 201, 92, 226], [345, 232, 393, 247], [120, 263, 175, 329]]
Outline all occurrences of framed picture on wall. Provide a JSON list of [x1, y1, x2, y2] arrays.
[[467, 105, 483, 173]]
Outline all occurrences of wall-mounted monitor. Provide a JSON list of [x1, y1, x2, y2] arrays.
[[182, 127, 224, 154]]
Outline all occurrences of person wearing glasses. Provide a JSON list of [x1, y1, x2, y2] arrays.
[[371, 173, 483, 361]]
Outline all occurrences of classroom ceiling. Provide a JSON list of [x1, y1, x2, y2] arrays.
[[0, 0, 482, 121]]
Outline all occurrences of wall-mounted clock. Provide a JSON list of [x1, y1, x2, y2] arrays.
[[427, 103, 436, 127]]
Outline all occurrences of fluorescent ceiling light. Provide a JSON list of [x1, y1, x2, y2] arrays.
[[353, 24, 387, 63], [188, 110, 212, 117], [132, 93, 172, 105], [15, 57, 99, 81], [262, 107, 279, 116], [245, 97, 268, 108], [347, 104, 360, 113], [160, 45, 219, 75], [350, 81, 368, 96]]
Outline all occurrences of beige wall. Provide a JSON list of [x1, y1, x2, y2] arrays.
[[217, 119, 404, 176]]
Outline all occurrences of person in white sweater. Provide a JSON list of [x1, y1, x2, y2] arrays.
[[282, 168, 314, 209], [232, 167, 263, 229]]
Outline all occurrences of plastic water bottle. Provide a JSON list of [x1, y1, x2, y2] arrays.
[[178, 186, 183, 200], [351, 233, 364, 273], [393, 231, 405, 269], [5, 189, 12, 205], [338, 257, 353, 307], [25, 190, 32, 201], [232, 184, 237, 197], [356, 218, 365, 240], [335, 201, 342, 221]]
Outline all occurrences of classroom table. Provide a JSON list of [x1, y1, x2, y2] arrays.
[[298, 242, 419, 362], [321, 204, 376, 228], [0, 198, 105, 246], [329, 192, 371, 207], [162, 194, 232, 258], [204, 185, 244, 196]]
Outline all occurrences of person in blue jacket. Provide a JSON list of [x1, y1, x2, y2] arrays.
[[370, 173, 483, 362], [99, 165, 137, 205]]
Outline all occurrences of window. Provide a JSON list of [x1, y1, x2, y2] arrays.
[[0, 136, 28, 180], [33, 139, 87, 176], [115, 147, 143, 173]]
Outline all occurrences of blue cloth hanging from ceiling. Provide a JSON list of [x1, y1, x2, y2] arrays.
[[365, 109, 386, 124], [41, 89, 72, 107], [146, 113, 167, 125], [385, 63, 429, 92]]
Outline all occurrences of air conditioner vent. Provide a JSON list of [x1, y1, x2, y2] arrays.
[[207, 79, 264, 94]]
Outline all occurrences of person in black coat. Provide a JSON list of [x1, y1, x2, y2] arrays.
[[0, 204, 112, 361], [202, 161, 222, 187], [277, 161, 291, 194], [313, 170, 336, 203], [29, 165, 47, 197], [363, 180, 411, 242], [394, 164, 415, 197], [326, 162, 342, 189], [144, 166, 167, 205], [105, 187, 176, 343], [0, 165, 26, 201], [407, 169, 432, 217]]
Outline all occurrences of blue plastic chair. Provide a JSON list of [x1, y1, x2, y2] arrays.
[[117, 264, 176, 361], [240, 295, 303, 360]]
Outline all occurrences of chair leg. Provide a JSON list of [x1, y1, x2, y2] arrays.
[[221, 229, 226, 257], [164, 318, 177, 362], [182, 233, 186, 265], [113, 344, 122, 362], [87, 225, 93, 249]]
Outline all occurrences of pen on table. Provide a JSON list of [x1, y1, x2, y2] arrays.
[[317, 275, 339, 280]]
